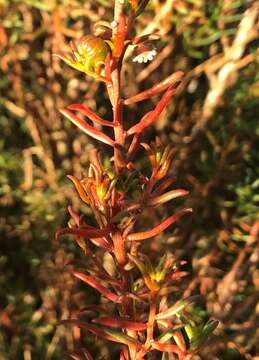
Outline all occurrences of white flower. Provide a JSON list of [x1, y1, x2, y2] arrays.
[[132, 43, 157, 63]]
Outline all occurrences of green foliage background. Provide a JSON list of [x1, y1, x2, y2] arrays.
[[0, 0, 258, 359]]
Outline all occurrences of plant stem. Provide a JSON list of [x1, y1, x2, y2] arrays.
[[114, 0, 125, 23], [146, 291, 157, 347]]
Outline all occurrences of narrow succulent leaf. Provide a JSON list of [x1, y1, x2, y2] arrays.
[[68, 352, 84, 360], [81, 349, 94, 360], [190, 320, 219, 349], [154, 254, 167, 275], [68, 104, 115, 128], [140, 142, 157, 168], [148, 189, 189, 207], [56, 225, 111, 240], [128, 208, 192, 241], [169, 271, 189, 281], [126, 134, 140, 162], [184, 323, 195, 340], [128, 254, 160, 291], [60, 320, 139, 347], [54, 53, 75, 67], [151, 341, 183, 355], [128, 254, 147, 274], [60, 109, 115, 147], [67, 175, 90, 204], [89, 237, 113, 251], [155, 296, 200, 320], [160, 145, 171, 164], [58, 319, 116, 342], [200, 320, 219, 345], [104, 328, 140, 347], [68, 348, 93, 360], [93, 317, 147, 331], [54, 53, 85, 73], [155, 158, 171, 181], [73, 271, 122, 303], [135, 0, 150, 17], [127, 85, 178, 136], [157, 326, 185, 342], [157, 330, 175, 343], [119, 350, 128, 360], [124, 71, 184, 105], [153, 176, 175, 196], [156, 319, 174, 329], [172, 331, 187, 352], [68, 206, 81, 226], [203, 320, 219, 335]]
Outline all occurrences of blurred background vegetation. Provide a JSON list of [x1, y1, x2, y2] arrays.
[[0, 0, 258, 359]]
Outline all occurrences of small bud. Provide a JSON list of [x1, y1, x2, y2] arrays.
[[55, 35, 111, 82]]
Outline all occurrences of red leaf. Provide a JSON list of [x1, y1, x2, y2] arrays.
[[67, 348, 93, 360], [155, 296, 200, 320], [128, 208, 192, 241], [151, 341, 184, 357], [60, 319, 140, 347], [92, 317, 147, 331], [148, 189, 189, 207], [124, 71, 184, 105], [152, 176, 175, 196], [168, 271, 188, 281], [67, 175, 90, 204], [56, 225, 111, 240], [59, 319, 119, 342], [89, 237, 113, 251], [73, 271, 122, 303], [68, 104, 115, 128], [127, 85, 178, 136], [68, 206, 81, 226], [60, 109, 115, 147]]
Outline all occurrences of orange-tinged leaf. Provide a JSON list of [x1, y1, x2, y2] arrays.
[[155, 296, 200, 320], [60, 319, 141, 348], [153, 176, 175, 196], [127, 85, 178, 136], [56, 225, 110, 240], [124, 71, 184, 105], [156, 319, 174, 329], [73, 271, 122, 303], [148, 189, 189, 207], [128, 254, 160, 291], [104, 328, 140, 347], [68, 104, 115, 128], [169, 271, 188, 281], [140, 142, 157, 168], [68, 206, 81, 226], [67, 175, 90, 204], [59, 319, 123, 342], [60, 109, 115, 147], [128, 208, 192, 241], [93, 317, 147, 331], [67, 348, 93, 360], [151, 341, 184, 358], [89, 237, 113, 251], [173, 331, 187, 352]]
